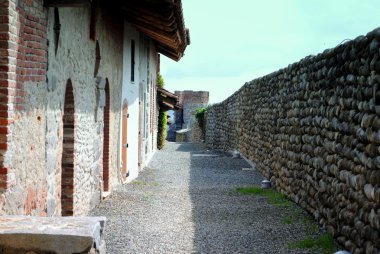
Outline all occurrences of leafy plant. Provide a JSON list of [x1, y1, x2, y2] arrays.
[[157, 110, 167, 149], [157, 73, 165, 88], [195, 107, 207, 138], [157, 73, 167, 149]]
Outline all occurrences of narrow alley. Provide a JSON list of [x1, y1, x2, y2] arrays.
[[90, 142, 326, 254]]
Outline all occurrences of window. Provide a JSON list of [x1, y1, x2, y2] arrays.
[[131, 40, 135, 82]]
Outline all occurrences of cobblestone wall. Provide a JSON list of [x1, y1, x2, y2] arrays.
[[206, 28, 380, 253]]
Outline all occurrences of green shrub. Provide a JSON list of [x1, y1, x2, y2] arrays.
[[195, 107, 207, 138], [157, 72, 167, 149], [157, 110, 167, 149], [157, 73, 164, 88]]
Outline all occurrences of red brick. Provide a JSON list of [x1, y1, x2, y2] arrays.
[[0, 181, 8, 189], [0, 118, 12, 125], [0, 110, 9, 118], [0, 127, 9, 134], [0, 167, 8, 174], [0, 16, 9, 24], [0, 143, 7, 150], [0, 174, 7, 181]]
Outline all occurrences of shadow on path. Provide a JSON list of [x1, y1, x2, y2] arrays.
[[90, 142, 321, 253], [184, 142, 318, 254]]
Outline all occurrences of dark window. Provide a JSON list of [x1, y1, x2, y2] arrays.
[[131, 40, 135, 82]]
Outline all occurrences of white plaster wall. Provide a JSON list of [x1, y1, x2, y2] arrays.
[[122, 24, 158, 178], [122, 22, 140, 182], [142, 43, 158, 167], [139, 36, 149, 168]]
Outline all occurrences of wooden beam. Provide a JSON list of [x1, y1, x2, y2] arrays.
[[125, 11, 176, 33], [134, 25, 179, 49], [123, 4, 174, 23], [44, 0, 90, 7]]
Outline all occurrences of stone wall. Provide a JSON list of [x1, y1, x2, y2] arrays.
[[175, 91, 209, 142], [0, 1, 124, 216], [43, 5, 124, 216], [206, 28, 380, 253]]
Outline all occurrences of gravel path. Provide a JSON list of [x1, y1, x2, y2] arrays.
[[90, 142, 323, 254]]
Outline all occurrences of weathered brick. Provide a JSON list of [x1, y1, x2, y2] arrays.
[[0, 167, 8, 174]]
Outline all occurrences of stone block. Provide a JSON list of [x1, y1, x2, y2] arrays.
[[0, 216, 106, 254]]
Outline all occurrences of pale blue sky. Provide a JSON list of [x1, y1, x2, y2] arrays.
[[160, 0, 380, 104]]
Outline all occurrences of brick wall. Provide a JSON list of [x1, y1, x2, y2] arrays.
[[0, 1, 125, 216], [206, 27, 380, 253], [175, 90, 209, 142], [0, 0, 47, 192]]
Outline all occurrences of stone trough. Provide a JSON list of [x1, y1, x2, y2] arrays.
[[0, 216, 106, 254]]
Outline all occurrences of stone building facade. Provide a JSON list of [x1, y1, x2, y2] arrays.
[[175, 90, 208, 142], [206, 28, 380, 253], [0, 0, 189, 216]]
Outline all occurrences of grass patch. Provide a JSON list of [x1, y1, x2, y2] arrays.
[[281, 210, 320, 230], [132, 180, 148, 185], [281, 217, 293, 225], [236, 187, 336, 253], [235, 187, 293, 208], [132, 180, 159, 186], [289, 234, 336, 254]]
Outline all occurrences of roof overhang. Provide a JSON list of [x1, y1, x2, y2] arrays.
[[157, 87, 181, 111], [120, 0, 190, 61], [44, 0, 190, 61]]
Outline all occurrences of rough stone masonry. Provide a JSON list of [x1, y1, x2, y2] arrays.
[[206, 27, 380, 254]]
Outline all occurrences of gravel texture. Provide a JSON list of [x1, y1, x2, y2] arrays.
[[90, 142, 327, 254]]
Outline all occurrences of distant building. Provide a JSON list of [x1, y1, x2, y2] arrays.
[[174, 91, 209, 142]]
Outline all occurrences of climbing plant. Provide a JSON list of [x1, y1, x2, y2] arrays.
[[157, 73, 167, 149], [157, 73, 164, 88], [157, 110, 167, 149], [195, 106, 207, 138]]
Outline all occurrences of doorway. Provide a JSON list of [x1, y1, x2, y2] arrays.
[[61, 80, 75, 216], [121, 101, 128, 182]]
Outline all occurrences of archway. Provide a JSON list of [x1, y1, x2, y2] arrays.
[[61, 80, 75, 216], [103, 79, 110, 191]]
